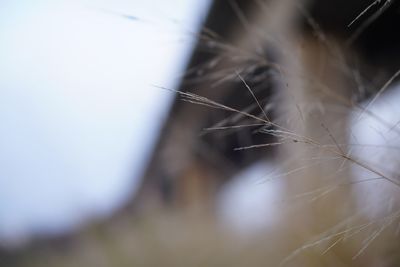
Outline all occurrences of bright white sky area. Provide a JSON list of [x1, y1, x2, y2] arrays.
[[0, 0, 210, 244], [351, 84, 400, 218], [217, 161, 283, 236]]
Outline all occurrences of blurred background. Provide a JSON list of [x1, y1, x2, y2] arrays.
[[1, 0, 400, 266]]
